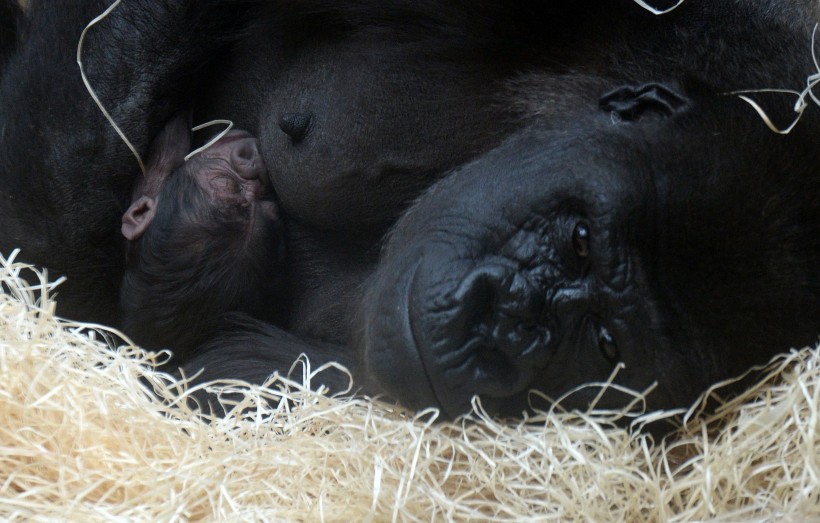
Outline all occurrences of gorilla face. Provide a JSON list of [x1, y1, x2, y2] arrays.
[[359, 124, 677, 416], [358, 103, 820, 418]]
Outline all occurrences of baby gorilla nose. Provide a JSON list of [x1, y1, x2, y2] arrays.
[[230, 137, 265, 180], [188, 129, 273, 203], [204, 130, 266, 181], [231, 138, 265, 180]]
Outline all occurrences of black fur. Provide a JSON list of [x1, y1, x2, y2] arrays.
[[1, 0, 818, 420], [0, 1, 22, 66], [190, 0, 820, 417]]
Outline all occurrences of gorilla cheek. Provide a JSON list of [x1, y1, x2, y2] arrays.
[[362, 259, 441, 411]]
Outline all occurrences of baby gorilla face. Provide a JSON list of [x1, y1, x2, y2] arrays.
[[184, 130, 277, 218]]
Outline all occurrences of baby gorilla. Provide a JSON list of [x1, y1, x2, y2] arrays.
[[119, 116, 285, 363]]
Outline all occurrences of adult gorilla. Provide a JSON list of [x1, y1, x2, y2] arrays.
[[0, 0, 818, 419], [187, 0, 820, 417]]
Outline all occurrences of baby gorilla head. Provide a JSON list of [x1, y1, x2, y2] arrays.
[[120, 116, 284, 361]]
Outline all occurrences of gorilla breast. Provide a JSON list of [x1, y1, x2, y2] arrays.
[[207, 14, 525, 234]]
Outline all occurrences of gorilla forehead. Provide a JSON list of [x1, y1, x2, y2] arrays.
[[381, 119, 654, 252]]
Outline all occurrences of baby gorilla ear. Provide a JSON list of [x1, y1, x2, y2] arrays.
[[123, 113, 192, 241], [121, 195, 157, 240]]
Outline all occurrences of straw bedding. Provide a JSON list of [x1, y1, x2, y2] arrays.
[[0, 250, 818, 522]]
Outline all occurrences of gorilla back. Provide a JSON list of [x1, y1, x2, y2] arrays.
[[187, 0, 820, 419]]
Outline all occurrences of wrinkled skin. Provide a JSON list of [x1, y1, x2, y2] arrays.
[[185, 131, 271, 205]]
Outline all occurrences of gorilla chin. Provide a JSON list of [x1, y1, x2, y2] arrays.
[[358, 110, 820, 420]]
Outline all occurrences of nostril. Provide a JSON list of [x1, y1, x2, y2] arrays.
[[454, 264, 543, 320], [235, 141, 254, 161], [233, 139, 258, 162]]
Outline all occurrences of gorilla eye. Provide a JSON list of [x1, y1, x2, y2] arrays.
[[572, 222, 590, 259], [597, 324, 619, 362]]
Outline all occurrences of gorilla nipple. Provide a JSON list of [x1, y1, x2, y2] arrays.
[[279, 112, 313, 143]]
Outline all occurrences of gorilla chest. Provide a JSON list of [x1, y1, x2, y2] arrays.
[[212, 34, 519, 233]]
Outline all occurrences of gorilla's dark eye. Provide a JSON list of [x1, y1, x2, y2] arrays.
[[597, 324, 619, 361], [572, 222, 590, 259]]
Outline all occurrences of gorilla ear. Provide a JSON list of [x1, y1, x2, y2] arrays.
[[142, 112, 192, 195], [122, 196, 158, 240], [599, 82, 689, 121]]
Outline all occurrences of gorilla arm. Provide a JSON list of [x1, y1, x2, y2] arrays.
[[178, 313, 371, 414]]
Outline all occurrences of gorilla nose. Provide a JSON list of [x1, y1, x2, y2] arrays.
[[435, 263, 552, 399]]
